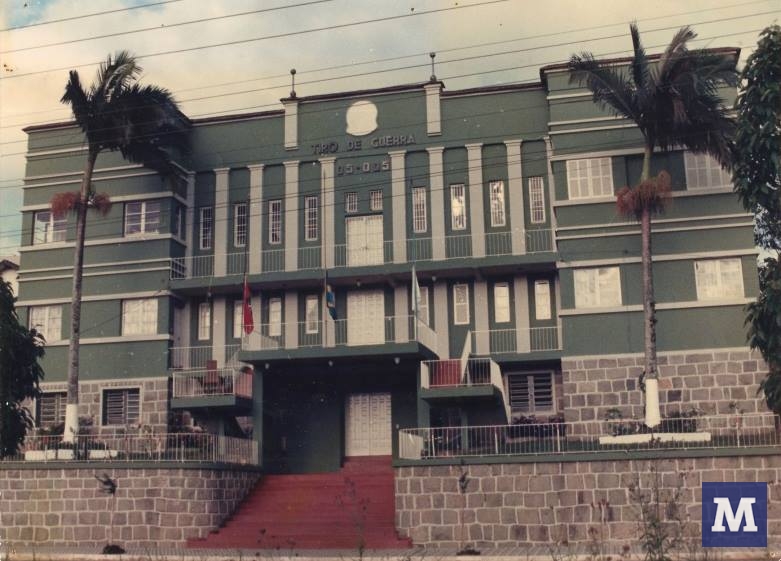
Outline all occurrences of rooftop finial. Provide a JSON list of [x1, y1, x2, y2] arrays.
[[429, 52, 436, 82], [290, 68, 297, 99]]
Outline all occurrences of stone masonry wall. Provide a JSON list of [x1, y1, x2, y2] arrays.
[[561, 348, 768, 424], [0, 467, 260, 549], [395, 455, 781, 549]]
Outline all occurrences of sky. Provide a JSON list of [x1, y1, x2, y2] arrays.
[[0, 0, 778, 258]]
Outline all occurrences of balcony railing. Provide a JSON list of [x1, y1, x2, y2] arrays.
[[172, 367, 253, 400], [471, 326, 560, 355], [242, 315, 438, 355], [408, 229, 554, 261], [4, 432, 258, 465], [398, 413, 780, 460], [334, 240, 394, 268], [421, 358, 491, 388], [169, 344, 240, 370]]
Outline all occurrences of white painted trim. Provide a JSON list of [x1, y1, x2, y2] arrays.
[[44, 334, 172, 347], [550, 146, 650, 162], [563, 346, 756, 362], [98, 384, 143, 428], [24, 164, 144, 182], [599, 432, 711, 445], [556, 221, 753, 240], [21, 190, 186, 211], [18, 266, 170, 283], [546, 92, 592, 101], [193, 113, 281, 128], [19, 233, 179, 252], [559, 298, 753, 316], [553, 187, 735, 206], [16, 290, 171, 307], [22, 257, 172, 274], [39, 375, 166, 392], [548, 115, 625, 127], [555, 213, 750, 232], [26, 145, 87, 159], [549, 123, 637, 136], [557, 249, 759, 269], [23, 170, 159, 190]]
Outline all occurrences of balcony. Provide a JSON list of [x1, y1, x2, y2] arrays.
[[169, 344, 240, 370], [471, 326, 561, 359], [169, 344, 252, 411], [240, 315, 439, 362], [407, 229, 554, 261]]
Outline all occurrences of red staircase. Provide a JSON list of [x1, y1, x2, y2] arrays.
[[188, 456, 412, 550]]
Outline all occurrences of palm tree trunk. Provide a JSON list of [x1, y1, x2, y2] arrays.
[[640, 145, 661, 428], [63, 149, 97, 443]]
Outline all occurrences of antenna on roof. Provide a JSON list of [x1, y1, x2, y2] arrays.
[[290, 69, 297, 99], [429, 52, 436, 82]]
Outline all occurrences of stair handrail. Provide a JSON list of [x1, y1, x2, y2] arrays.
[[459, 331, 472, 384], [489, 358, 511, 423]]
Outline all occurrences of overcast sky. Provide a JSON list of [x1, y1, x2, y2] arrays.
[[0, 0, 778, 257]]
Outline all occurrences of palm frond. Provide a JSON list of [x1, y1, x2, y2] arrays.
[[569, 53, 641, 125], [60, 71, 92, 135], [629, 22, 650, 91]]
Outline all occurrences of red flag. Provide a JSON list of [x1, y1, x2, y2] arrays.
[[242, 276, 254, 335]]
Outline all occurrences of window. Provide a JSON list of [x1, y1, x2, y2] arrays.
[[412, 188, 427, 233], [450, 184, 467, 230], [695, 258, 744, 299], [268, 298, 282, 337], [33, 211, 66, 244], [489, 181, 506, 227], [269, 200, 282, 244], [122, 299, 158, 335], [233, 301, 243, 339], [370, 190, 383, 211], [345, 192, 358, 213], [574, 267, 621, 308], [36, 392, 66, 427], [507, 372, 554, 413], [234, 202, 248, 247], [199, 207, 213, 250], [29, 305, 62, 341], [529, 177, 546, 224], [418, 286, 430, 326], [453, 283, 470, 325], [305, 295, 319, 334], [197, 302, 211, 340], [102, 388, 140, 426], [494, 283, 510, 323], [124, 201, 160, 236], [535, 280, 552, 320], [684, 152, 732, 189], [566, 157, 613, 199], [305, 196, 318, 241]]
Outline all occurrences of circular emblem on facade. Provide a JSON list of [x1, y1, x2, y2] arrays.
[[345, 100, 378, 137]]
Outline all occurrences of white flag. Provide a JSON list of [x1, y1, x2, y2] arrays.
[[412, 264, 422, 315]]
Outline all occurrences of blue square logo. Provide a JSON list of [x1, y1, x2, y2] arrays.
[[702, 482, 767, 547]]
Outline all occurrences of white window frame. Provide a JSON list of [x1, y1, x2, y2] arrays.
[[345, 192, 358, 213], [234, 202, 248, 248], [101, 387, 141, 427], [233, 300, 243, 339], [418, 286, 430, 327], [268, 297, 282, 337], [33, 211, 66, 244], [453, 283, 470, 325], [305, 196, 319, 241], [122, 298, 158, 336], [494, 283, 510, 323], [370, 190, 383, 211], [574, 267, 622, 309], [269, 200, 282, 244], [450, 184, 467, 231], [36, 391, 66, 427], [535, 280, 552, 320], [489, 180, 506, 227], [29, 305, 62, 341], [684, 152, 732, 190], [124, 201, 161, 237], [507, 371, 555, 414], [305, 295, 319, 334], [528, 177, 546, 224], [566, 157, 614, 199], [694, 258, 744, 300], [197, 302, 211, 341], [199, 207, 213, 250], [412, 187, 427, 233]]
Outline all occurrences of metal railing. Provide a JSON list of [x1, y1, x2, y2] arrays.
[[407, 229, 554, 261], [421, 358, 492, 388], [5, 432, 258, 465], [471, 327, 560, 355], [169, 344, 240, 370], [334, 240, 394, 267], [172, 367, 253, 399], [398, 413, 780, 460]]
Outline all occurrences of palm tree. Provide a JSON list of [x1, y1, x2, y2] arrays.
[[56, 51, 189, 441], [569, 24, 737, 427]]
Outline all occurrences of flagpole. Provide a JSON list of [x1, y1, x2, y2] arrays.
[[322, 168, 327, 346]]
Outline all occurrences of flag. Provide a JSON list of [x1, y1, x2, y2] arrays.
[[242, 275, 254, 334], [411, 264, 422, 316], [326, 284, 337, 320]]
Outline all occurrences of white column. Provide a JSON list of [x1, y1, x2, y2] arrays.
[[505, 139, 526, 254], [433, 281, 450, 358], [514, 276, 531, 353], [178, 302, 191, 367], [424, 82, 442, 136], [284, 161, 299, 272], [248, 164, 264, 275], [544, 136, 558, 235], [554, 274, 562, 350], [283, 99, 298, 150], [389, 150, 406, 263], [212, 296, 227, 366], [465, 143, 485, 258], [184, 172, 195, 262], [426, 147, 446, 261], [473, 280, 489, 355], [394, 286, 409, 343], [320, 157, 336, 269], [284, 291, 298, 349], [214, 168, 229, 276]]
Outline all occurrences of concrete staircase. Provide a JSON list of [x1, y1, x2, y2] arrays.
[[188, 456, 412, 550]]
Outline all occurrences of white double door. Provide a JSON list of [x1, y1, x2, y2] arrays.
[[345, 392, 392, 456], [346, 290, 384, 346], [346, 215, 383, 266]]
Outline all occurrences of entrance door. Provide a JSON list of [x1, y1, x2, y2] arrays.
[[345, 392, 392, 456], [346, 215, 383, 266], [347, 290, 384, 345]]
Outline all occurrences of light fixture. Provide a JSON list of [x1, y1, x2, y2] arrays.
[[394, 357, 400, 365], [328, 360, 333, 367], [264, 363, 270, 370]]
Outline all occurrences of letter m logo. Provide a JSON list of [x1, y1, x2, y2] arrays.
[[702, 483, 767, 547]]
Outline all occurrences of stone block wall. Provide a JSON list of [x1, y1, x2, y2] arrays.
[[561, 348, 768, 424], [395, 455, 781, 549], [0, 467, 260, 549]]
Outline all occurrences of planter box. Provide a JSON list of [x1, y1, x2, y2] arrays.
[[56, 449, 75, 460], [88, 449, 119, 460], [24, 450, 56, 461], [599, 432, 712, 446]]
